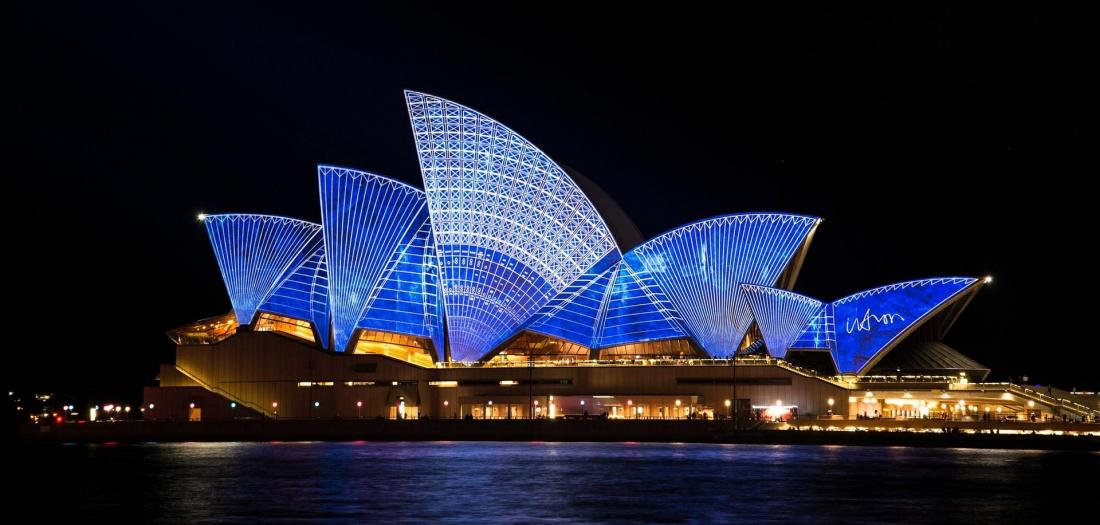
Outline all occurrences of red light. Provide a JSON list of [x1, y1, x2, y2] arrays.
[[55, 416, 64, 424]]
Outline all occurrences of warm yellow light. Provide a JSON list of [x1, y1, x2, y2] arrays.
[[827, 398, 834, 406], [499, 380, 518, 386], [675, 399, 681, 407], [903, 392, 913, 398], [983, 275, 993, 284], [865, 391, 873, 397], [724, 399, 731, 407], [197, 213, 206, 222], [775, 400, 782, 406], [1001, 393, 1013, 401], [1027, 400, 1035, 408]]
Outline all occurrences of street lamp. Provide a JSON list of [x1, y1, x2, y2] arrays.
[[443, 400, 449, 418], [356, 400, 363, 419], [627, 399, 634, 419], [724, 399, 731, 418]]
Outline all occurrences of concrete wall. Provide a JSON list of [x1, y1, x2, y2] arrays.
[[142, 386, 262, 421], [159, 331, 849, 420]]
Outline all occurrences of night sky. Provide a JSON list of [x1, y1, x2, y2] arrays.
[[9, 3, 1098, 401]]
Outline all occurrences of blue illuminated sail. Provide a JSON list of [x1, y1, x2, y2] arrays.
[[258, 241, 330, 348], [203, 214, 323, 326], [356, 215, 445, 356], [792, 304, 836, 352], [319, 165, 429, 353], [742, 285, 823, 358], [525, 251, 620, 347], [596, 255, 689, 347], [406, 91, 620, 361], [627, 213, 819, 357], [831, 277, 978, 374]]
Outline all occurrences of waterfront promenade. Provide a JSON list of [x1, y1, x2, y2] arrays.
[[18, 418, 1099, 450]]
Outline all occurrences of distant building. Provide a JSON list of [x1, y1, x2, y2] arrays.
[[146, 92, 1097, 423]]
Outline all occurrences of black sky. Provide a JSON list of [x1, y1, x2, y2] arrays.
[[8, 2, 1098, 400]]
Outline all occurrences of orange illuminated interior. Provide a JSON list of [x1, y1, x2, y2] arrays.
[[353, 330, 435, 367], [255, 313, 316, 343]]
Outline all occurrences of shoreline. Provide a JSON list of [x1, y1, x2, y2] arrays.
[[17, 420, 1100, 451]]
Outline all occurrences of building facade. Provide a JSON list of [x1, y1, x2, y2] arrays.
[[146, 91, 1098, 424]]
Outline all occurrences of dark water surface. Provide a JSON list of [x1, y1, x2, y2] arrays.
[[12, 441, 1099, 524]]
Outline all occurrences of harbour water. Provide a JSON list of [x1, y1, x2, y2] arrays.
[[13, 441, 1098, 523]]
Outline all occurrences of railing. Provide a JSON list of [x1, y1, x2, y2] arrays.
[[172, 366, 272, 418], [168, 329, 237, 346], [772, 360, 852, 388], [440, 356, 773, 368], [436, 357, 853, 387], [950, 382, 1099, 417], [856, 375, 962, 384]]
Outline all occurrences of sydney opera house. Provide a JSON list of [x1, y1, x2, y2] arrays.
[[145, 91, 1097, 423]]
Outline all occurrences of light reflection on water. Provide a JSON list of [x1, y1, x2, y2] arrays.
[[16, 442, 1100, 524]]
